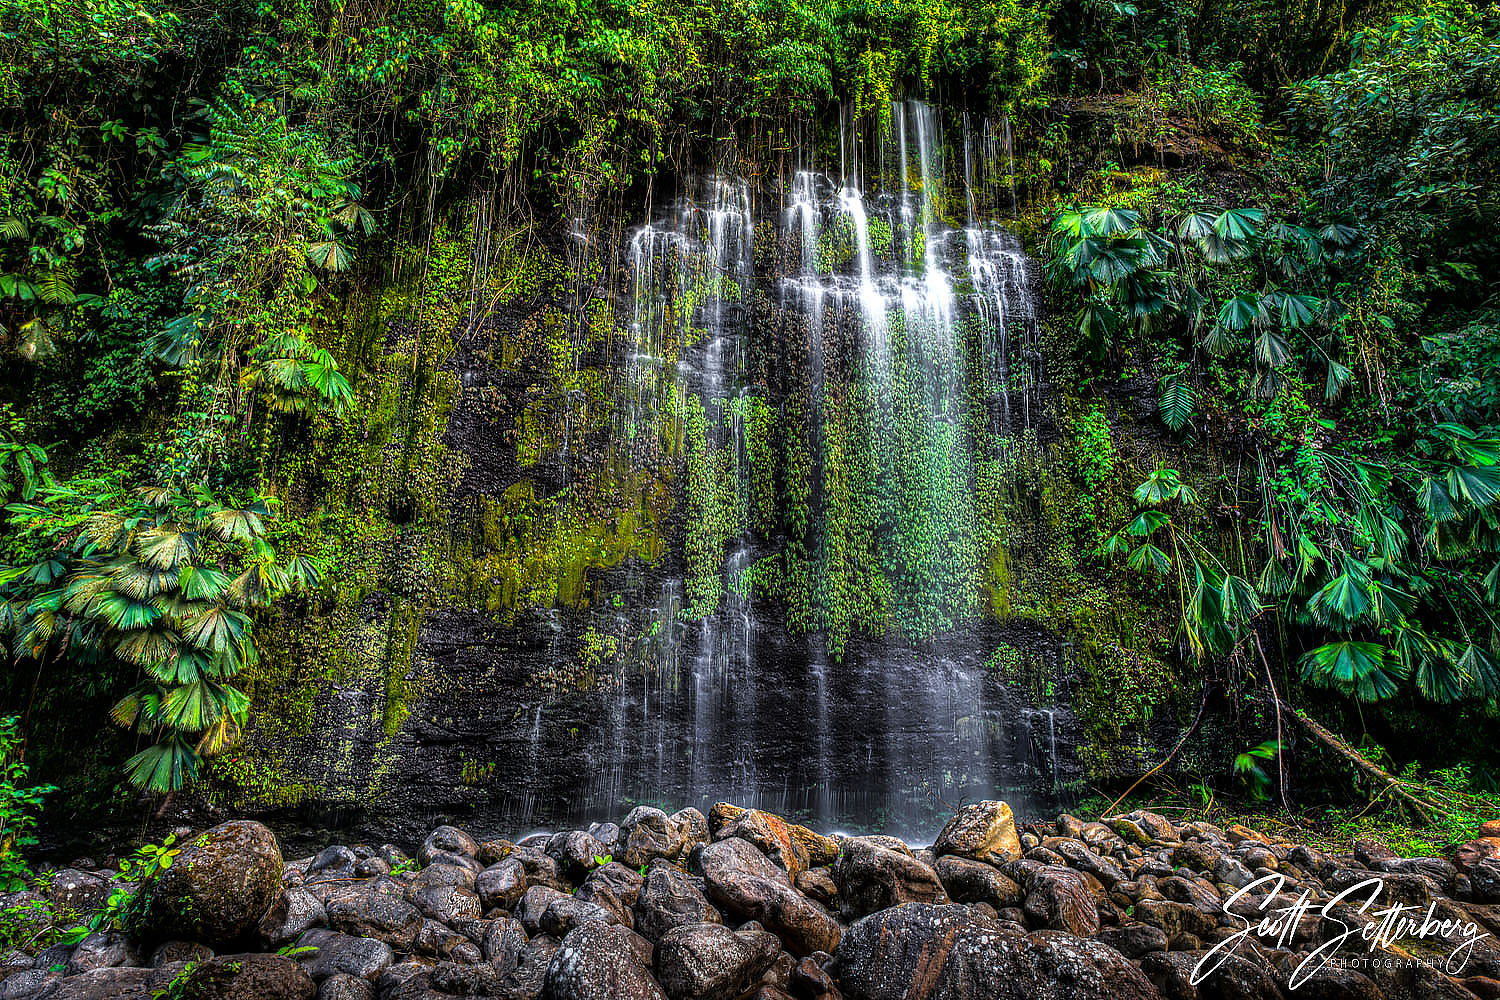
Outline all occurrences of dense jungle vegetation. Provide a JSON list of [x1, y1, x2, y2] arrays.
[[1, 0, 1500, 859]]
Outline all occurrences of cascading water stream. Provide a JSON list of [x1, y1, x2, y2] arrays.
[[533, 99, 1058, 836]]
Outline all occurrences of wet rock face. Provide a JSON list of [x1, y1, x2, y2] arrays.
[[276, 607, 1082, 841], [21, 803, 1500, 1000]]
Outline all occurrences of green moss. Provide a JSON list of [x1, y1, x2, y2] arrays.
[[471, 475, 669, 622], [201, 754, 323, 811]]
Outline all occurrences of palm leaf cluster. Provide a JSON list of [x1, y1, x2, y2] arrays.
[[1107, 426, 1500, 707], [1, 211, 101, 361], [0, 482, 320, 792], [1048, 204, 1358, 430], [1264, 428, 1500, 704], [1104, 466, 1261, 659], [143, 97, 364, 428]]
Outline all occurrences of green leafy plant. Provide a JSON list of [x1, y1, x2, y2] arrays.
[[1105, 467, 1261, 658], [57, 834, 179, 945], [0, 407, 49, 503], [0, 716, 55, 892], [0, 480, 320, 791], [1233, 740, 1282, 801]]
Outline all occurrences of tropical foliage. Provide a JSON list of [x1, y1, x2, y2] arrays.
[[0, 715, 53, 891], [1, 0, 1498, 824], [1, 483, 318, 790]]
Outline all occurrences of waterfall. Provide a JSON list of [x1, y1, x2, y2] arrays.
[[511, 98, 1055, 837]]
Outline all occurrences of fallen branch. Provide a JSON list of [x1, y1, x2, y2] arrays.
[[1266, 697, 1456, 822]]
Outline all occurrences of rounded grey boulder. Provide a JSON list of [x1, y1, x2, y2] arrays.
[[133, 820, 284, 947]]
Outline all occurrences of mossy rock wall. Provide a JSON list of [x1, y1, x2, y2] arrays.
[[211, 136, 1204, 838]]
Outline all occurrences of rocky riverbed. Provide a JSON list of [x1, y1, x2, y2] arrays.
[[5, 802, 1500, 999]]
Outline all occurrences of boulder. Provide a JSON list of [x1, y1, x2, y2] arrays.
[[589, 825, 622, 857], [518, 886, 573, 935], [1009, 863, 1101, 936], [699, 840, 840, 955], [1455, 839, 1500, 872], [669, 809, 709, 848], [505, 933, 562, 998], [176, 952, 317, 1000], [621, 807, 688, 869], [933, 856, 1023, 908], [834, 904, 1159, 1000], [547, 830, 609, 882], [832, 839, 946, 918], [324, 884, 423, 951], [0, 891, 53, 951], [47, 869, 113, 922], [708, 802, 748, 838], [794, 868, 839, 910], [0, 969, 61, 999], [1121, 811, 1179, 843], [413, 884, 481, 924], [482, 916, 528, 975], [721, 810, 811, 878], [540, 896, 620, 937], [790, 954, 841, 999], [149, 941, 214, 968], [1051, 840, 1128, 888], [65, 931, 142, 974], [431, 961, 501, 995], [354, 857, 390, 881], [510, 847, 570, 892], [634, 861, 721, 941], [259, 889, 328, 947], [1096, 924, 1169, 958], [477, 858, 530, 912], [307, 847, 357, 882], [932, 801, 1022, 864], [1225, 824, 1269, 845], [33, 967, 161, 999], [542, 922, 667, 1000], [420, 826, 480, 866], [654, 922, 781, 1000], [298, 929, 395, 982], [1170, 842, 1221, 874], [414, 918, 477, 960], [1142, 950, 1280, 1000], [577, 862, 645, 924], [1134, 898, 1218, 941], [317, 973, 375, 1000], [133, 820, 284, 947], [413, 863, 477, 891], [1472, 859, 1500, 902]]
